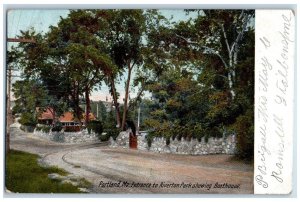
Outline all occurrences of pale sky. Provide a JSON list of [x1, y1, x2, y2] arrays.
[[7, 9, 197, 102]]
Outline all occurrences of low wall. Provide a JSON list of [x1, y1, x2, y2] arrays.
[[110, 131, 236, 155], [34, 129, 99, 143]]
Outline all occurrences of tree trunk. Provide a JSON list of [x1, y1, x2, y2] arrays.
[[227, 52, 235, 100], [110, 76, 121, 128], [49, 108, 56, 125], [73, 82, 82, 127], [121, 63, 133, 130], [85, 87, 91, 125]]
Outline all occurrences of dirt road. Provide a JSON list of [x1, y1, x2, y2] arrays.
[[10, 127, 254, 194]]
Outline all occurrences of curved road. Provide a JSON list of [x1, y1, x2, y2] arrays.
[[10, 127, 254, 194]]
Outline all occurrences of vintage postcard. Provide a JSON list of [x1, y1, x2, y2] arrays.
[[3, 7, 295, 196]]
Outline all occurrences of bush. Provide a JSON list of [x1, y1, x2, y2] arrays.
[[231, 109, 254, 160], [52, 122, 63, 132], [98, 133, 110, 141], [193, 123, 204, 142], [146, 131, 155, 148], [35, 125, 43, 131], [87, 120, 103, 135], [42, 125, 51, 133], [19, 112, 37, 127], [64, 126, 80, 132], [166, 137, 171, 146], [104, 127, 121, 141], [20, 125, 35, 133]]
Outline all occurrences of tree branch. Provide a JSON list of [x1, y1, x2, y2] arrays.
[[230, 12, 253, 54], [220, 23, 231, 56], [175, 33, 229, 68]]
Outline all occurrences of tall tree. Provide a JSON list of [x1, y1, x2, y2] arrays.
[[144, 9, 255, 159], [12, 29, 69, 122], [174, 10, 254, 99], [12, 79, 47, 126], [45, 11, 118, 126], [94, 10, 147, 130]]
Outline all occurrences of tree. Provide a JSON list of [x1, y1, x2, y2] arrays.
[[12, 79, 46, 126], [13, 29, 70, 124], [174, 10, 254, 99], [38, 11, 117, 126], [94, 10, 147, 130], [144, 9, 255, 159]]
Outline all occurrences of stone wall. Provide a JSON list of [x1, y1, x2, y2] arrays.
[[110, 131, 236, 155], [34, 129, 99, 143]]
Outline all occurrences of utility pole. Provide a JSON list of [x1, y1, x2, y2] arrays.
[[6, 66, 13, 155], [6, 37, 36, 154]]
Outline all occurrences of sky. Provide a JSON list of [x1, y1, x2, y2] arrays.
[[7, 9, 197, 102]]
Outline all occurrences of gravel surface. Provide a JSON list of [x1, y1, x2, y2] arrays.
[[10, 127, 254, 194]]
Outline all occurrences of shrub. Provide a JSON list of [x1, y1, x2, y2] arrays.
[[98, 133, 110, 142], [166, 137, 171, 146], [204, 134, 209, 143], [35, 125, 43, 131], [20, 125, 35, 133], [146, 131, 155, 148], [205, 126, 223, 139], [42, 125, 51, 133], [64, 126, 80, 132], [193, 123, 204, 142], [87, 120, 103, 135], [52, 122, 63, 132], [19, 112, 37, 127], [104, 127, 121, 141], [231, 109, 254, 160]]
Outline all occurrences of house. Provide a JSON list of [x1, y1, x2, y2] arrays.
[[59, 111, 96, 126], [37, 108, 96, 126], [37, 108, 55, 125]]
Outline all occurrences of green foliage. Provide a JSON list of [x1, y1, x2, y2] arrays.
[[64, 126, 81, 132], [144, 120, 209, 145], [230, 108, 254, 160], [52, 122, 63, 132], [36, 125, 51, 133], [143, 10, 254, 160], [10, 9, 254, 160], [5, 150, 88, 193], [103, 127, 121, 141], [87, 120, 103, 135], [12, 79, 46, 127], [19, 112, 37, 127], [90, 101, 108, 122]]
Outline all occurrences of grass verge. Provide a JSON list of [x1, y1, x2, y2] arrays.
[[5, 150, 90, 193]]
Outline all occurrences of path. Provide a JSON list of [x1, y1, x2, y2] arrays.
[[10, 126, 254, 194]]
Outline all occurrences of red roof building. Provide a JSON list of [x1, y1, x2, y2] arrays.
[[37, 108, 96, 126]]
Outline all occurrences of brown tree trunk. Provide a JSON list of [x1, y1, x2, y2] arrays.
[[72, 81, 82, 127], [49, 108, 56, 125], [121, 63, 133, 130], [110, 76, 121, 128], [85, 87, 91, 125]]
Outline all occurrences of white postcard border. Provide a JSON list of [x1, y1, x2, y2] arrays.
[[254, 9, 295, 194]]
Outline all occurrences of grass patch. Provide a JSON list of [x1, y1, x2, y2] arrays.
[[5, 150, 89, 193]]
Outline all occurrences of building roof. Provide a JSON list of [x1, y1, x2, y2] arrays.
[[59, 112, 75, 123], [37, 108, 54, 120], [38, 108, 96, 123]]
